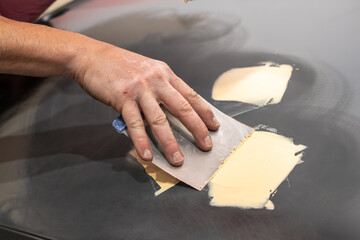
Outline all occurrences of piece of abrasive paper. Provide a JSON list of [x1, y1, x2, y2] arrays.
[[147, 100, 254, 191]]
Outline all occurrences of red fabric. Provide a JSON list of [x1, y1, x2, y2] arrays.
[[0, 0, 55, 22]]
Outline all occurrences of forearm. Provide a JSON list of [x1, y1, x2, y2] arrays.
[[0, 15, 90, 78]]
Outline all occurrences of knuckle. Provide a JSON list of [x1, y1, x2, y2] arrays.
[[127, 118, 145, 129], [207, 108, 215, 118], [151, 113, 168, 126], [154, 70, 168, 83], [113, 101, 123, 113], [138, 78, 150, 89], [153, 68, 163, 76], [135, 136, 148, 146], [193, 121, 208, 134], [156, 60, 169, 69], [187, 88, 200, 102], [178, 99, 193, 115], [163, 138, 177, 148], [121, 100, 135, 113], [154, 61, 172, 78]]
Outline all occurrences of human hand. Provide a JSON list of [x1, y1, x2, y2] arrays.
[[71, 41, 220, 166]]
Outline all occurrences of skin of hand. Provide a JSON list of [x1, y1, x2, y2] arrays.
[[73, 44, 220, 166], [0, 16, 220, 166]]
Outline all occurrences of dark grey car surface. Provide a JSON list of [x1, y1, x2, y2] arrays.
[[1, 0, 360, 239]]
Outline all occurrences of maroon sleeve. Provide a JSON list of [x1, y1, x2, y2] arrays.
[[0, 0, 55, 22]]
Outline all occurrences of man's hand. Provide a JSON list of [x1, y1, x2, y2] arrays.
[[71, 43, 220, 166], [0, 16, 220, 166]]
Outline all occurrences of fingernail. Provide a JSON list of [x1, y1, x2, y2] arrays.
[[212, 116, 220, 127], [204, 135, 212, 148], [172, 151, 184, 164], [143, 149, 152, 160]]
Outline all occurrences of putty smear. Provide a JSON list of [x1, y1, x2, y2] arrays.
[[212, 62, 293, 106], [208, 131, 306, 210], [130, 150, 179, 196], [131, 129, 306, 211]]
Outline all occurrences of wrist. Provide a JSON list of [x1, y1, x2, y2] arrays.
[[65, 33, 111, 84], [62, 33, 90, 80]]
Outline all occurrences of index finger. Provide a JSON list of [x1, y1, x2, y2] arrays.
[[140, 92, 184, 167]]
